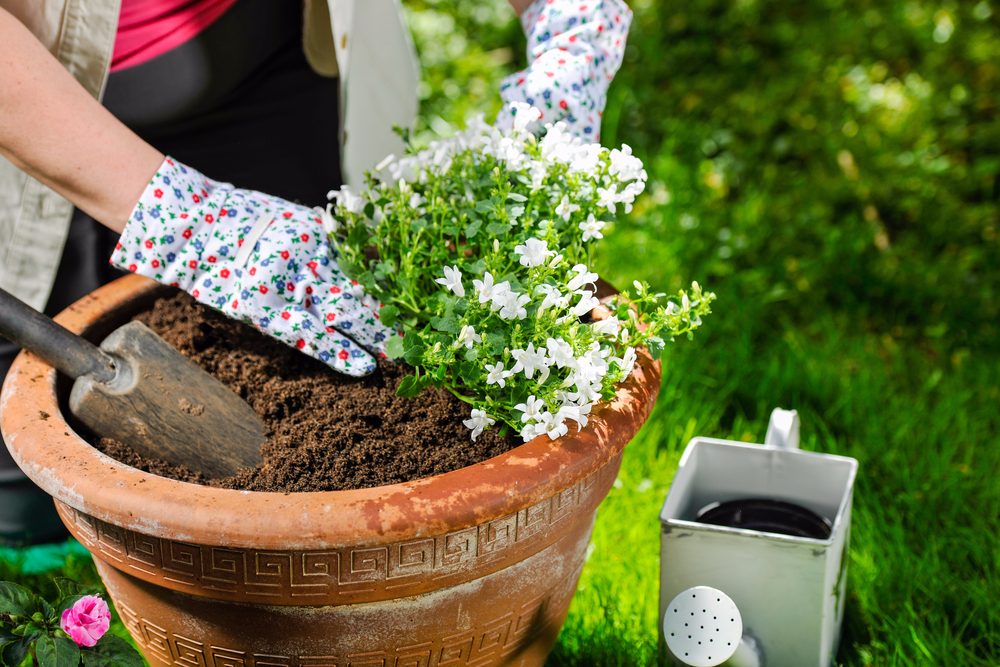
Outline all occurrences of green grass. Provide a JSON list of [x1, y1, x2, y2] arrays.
[[3, 0, 998, 664]]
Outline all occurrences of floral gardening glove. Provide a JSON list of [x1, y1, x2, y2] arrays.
[[497, 0, 632, 141], [112, 157, 393, 376]]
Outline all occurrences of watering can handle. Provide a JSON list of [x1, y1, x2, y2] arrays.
[[765, 408, 800, 450]]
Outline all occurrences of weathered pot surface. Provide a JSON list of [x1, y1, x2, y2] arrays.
[[1, 275, 661, 665]]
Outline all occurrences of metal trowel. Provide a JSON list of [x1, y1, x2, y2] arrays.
[[0, 286, 265, 477]]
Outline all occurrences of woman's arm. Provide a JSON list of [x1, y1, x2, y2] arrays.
[[0, 7, 162, 233]]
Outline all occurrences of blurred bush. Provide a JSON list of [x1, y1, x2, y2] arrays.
[[405, 0, 999, 349]]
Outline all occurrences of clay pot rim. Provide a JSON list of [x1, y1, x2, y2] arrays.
[[0, 275, 660, 550]]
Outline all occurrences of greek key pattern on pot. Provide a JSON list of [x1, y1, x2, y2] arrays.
[[116, 592, 559, 666], [62, 464, 612, 602]]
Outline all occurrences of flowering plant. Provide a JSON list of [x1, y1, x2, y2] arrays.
[[0, 579, 142, 665], [327, 104, 714, 442]]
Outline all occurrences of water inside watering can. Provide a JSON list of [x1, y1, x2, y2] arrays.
[[695, 498, 833, 539]]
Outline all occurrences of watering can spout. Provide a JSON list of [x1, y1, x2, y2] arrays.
[[663, 586, 764, 667], [764, 408, 800, 450]]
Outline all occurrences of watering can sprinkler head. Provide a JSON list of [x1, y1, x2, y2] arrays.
[[664, 586, 762, 667]]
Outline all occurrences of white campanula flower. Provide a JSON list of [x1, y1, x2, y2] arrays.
[[529, 161, 548, 191], [608, 144, 646, 182], [571, 290, 601, 318], [496, 290, 531, 321], [619, 347, 638, 377], [580, 214, 606, 242], [557, 403, 592, 431], [618, 181, 646, 214], [555, 196, 581, 221], [373, 154, 396, 172], [538, 121, 575, 162], [573, 381, 602, 404], [520, 422, 544, 442], [319, 204, 340, 236], [514, 238, 552, 268], [510, 343, 550, 380], [463, 408, 496, 442], [456, 325, 482, 349], [474, 271, 508, 305], [435, 265, 466, 297], [546, 337, 577, 369], [535, 284, 568, 312], [514, 395, 546, 423], [484, 361, 510, 388], [568, 144, 603, 175], [539, 411, 569, 440], [328, 187, 364, 214], [567, 264, 599, 292], [573, 343, 610, 388], [596, 184, 619, 214], [592, 315, 621, 337], [510, 102, 542, 132]]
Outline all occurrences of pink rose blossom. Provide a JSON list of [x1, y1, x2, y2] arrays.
[[60, 595, 111, 647]]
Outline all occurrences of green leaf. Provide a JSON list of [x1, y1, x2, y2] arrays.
[[384, 334, 405, 360], [647, 336, 666, 360], [396, 375, 423, 398], [474, 200, 494, 214], [507, 192, 528, 203], [464, 220, 482, 239], [36, 635, 80, 667], [0, 637, 30, 667], [402, 334, 425, 366], [485, 221, 511, 236], [379, 305, 400, 328], [0, 582, 41, 618], [429, 314, 460, 334], [54, 576, 93, 599], [373, 260, 396, 280], [81, 635, 144, 667]]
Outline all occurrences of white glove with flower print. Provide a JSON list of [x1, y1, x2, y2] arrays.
[[497, 0, 632, 141], [112, 157, 394, 376]]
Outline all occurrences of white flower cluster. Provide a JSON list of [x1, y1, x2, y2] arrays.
[[432, 254, 638, 443], [327, 103, 668, 444]]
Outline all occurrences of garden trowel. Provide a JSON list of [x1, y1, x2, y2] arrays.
[[0, 287, 265, 477]]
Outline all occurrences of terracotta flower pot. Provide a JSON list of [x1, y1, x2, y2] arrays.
[[1, 275, 661, 666]]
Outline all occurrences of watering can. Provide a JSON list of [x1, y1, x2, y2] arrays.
[[659, 409, 858, 666]]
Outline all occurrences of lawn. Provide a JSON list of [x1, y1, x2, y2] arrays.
[[3, 0, 998, 665]]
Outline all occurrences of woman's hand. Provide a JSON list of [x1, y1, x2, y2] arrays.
[[497, 0, 632, 141], [113, 157, 394, 376]]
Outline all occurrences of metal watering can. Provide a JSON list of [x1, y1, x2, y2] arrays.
[[659, 409, 858, 666]]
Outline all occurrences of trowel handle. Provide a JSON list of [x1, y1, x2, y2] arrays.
[[0, 287, 116, 383]]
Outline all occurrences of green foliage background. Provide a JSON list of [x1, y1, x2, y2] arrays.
[[404, 0, 998, 664]]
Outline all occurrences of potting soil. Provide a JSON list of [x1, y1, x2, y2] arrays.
[[95, 292, 517, 491]]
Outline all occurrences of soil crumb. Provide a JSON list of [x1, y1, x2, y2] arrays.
[[94, 291, 516, 491]]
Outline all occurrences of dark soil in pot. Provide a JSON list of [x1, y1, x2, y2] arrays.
[[92, 291, 517, 491]]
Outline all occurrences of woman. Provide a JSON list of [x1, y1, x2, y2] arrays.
[[0, 0, 631, 542]]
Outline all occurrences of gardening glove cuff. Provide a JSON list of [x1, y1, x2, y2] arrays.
[[111, 156, 394, 377], [497, 0, 632, 141]]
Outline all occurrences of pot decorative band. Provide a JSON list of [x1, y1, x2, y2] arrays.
[[96, 520, 593, 667], [57, 459, 618, 606]]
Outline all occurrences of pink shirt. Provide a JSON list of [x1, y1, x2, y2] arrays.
[[111, 0, 239, 72]]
